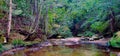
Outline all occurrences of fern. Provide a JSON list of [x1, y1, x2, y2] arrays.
[[12, 39, 25, 47]]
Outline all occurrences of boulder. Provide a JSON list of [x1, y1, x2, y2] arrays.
[[89, 34, 103, 41]]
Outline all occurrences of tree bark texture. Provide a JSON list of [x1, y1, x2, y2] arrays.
[[6, 0, 12, 42], [110, 9, 116, 33]]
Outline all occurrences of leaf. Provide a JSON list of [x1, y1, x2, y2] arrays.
[[13, 10, 23, 15]]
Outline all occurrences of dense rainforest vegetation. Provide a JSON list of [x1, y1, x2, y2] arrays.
[[0, 0, 120, 54]]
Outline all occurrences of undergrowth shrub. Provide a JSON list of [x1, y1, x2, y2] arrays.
[[109, 31, 120, 48], [84, 31, 95, 37], [0, 43, 5, 53], [77, 31, 95, 37], [52, 24, 72, 38], [12, 39, 25, 47], [57, 26, 72, 38], [0, 35, 6, 43], [90, 21, 109, 33]]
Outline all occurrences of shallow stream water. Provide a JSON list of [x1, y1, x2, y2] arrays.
[[2, 44, 120, 56]]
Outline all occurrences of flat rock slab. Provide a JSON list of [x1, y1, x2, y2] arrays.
[[79, 40, 108, 46], [41, 37, 109, 46]]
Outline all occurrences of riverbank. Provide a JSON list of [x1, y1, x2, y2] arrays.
[[1, 37, 110, 56]]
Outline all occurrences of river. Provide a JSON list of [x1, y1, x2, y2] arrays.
[[2, 44, 120, 56]]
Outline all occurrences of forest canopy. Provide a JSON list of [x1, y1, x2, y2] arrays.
[[0, 0, 120, 40]]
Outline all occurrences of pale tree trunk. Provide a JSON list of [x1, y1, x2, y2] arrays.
[[6, 0, 12, 42]]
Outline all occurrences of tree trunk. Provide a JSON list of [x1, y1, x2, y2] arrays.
[[45, 6, 48, 35], [25, 0, 44, 41], [110, 9, 116, 33], [6, 0, 12, 42], [29, 0, 43, 33], [32, 0, 39, 33]]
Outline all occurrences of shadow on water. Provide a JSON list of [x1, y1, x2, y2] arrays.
[[2, 44, 120, 56]]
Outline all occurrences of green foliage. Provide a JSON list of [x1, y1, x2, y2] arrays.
[[12, 39, 25, 47], [59, 27, 72, 38], [0, 12, 4, 19], [0, 0, 6, 19], [0, 0, 8, 10], [0, 35, 6, 43], [77, 31, 95, 37], [0, 43, 5, 53], [47, 0, 120, 37], [110, 52, 117, 56], [13, 0, 31, 16], [90, 21, 109, 33], [0, 0, 120, 39], [109, 31, 120, 48], [84, 31, 95, 37], [13, 10, 23, 15], [54, 26, 72, 38], [94, 52, 105, 56]]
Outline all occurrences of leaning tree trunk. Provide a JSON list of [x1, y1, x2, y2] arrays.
[[29, 0, 39, 33], [25, 0, 44, 41], [29, 0, 44, 33], [6, 0, 12, 42]]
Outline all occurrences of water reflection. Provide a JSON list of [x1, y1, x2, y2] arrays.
[[2, 44, 120, 56]]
